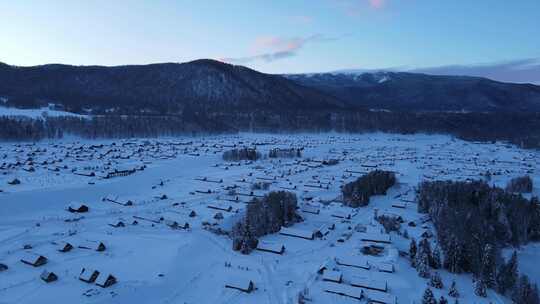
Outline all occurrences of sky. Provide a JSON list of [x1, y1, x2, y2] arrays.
[[1, 0, 539, 83]]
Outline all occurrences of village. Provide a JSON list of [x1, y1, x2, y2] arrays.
[[0, 133, 538, 304]]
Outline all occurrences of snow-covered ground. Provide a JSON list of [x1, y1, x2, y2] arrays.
[[0, 133, 538, 304], [0, 106, 87, 119]]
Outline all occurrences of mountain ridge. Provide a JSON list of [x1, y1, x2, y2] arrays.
[[1, 59, 540, 114], [285, 71, 540, 112]]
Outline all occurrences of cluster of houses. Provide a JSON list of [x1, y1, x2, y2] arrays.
[[1, 135, 538, 302], [13, 240, 113, 287]]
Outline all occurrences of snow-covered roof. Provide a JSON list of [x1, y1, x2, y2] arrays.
[[375, 262, 394, 273], [322, 270, 342, 283], [279, 227, 314, 240], [331, 211, 351, 219], [349, 276, 387, 292], [391, 201, 407, 208], [95, 273, 116, 287], [335, 256, 370, 269], [360, 233, 391, 244], [322, 282, 363, 300], [79, 268, 99, 281], [20, 253, 46, 265], [256, 241, 285, 254], [365, 290, 397, 304], [301, 204, 320, 214], [224, 277, 254, 292]]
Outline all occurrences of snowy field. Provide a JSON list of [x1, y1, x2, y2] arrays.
[[0, 133, 538, 304], [0, 105, 87, 119]]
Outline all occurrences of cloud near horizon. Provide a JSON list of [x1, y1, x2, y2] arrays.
[[334, 58, 540, 85], [220, 34, 336, 64], [412, 58, 540, 85]]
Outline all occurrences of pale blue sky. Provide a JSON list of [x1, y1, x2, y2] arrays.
[[1, 0, 539, 78]]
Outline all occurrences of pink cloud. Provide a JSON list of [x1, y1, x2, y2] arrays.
[[368, 0, 385, 9], [251, 36, 304, 54], [221, 34, 336, 64]]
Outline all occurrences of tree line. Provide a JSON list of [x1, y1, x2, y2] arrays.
[[231, 191, 301, 254], [342, 170, 396, 207], [1, 110, 540, 150], [416, 179, 540, 302]]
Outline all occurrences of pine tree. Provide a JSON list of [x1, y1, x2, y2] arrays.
[[422, 287, 437, 304], [417, 253, 431, 278], [448, 279, 460, 298], [439, 296, 449, 304], [444, 237, 462, 273], [429, 272, 443, 289], [512, 274, 540, 304], [499, 251, 519, 295], [481, 243, 496, 288], [531, 284, 540, 304], [419, 238, 432, 262], [496, 260, 508, 294], [432, 246, 442, 269], [410, 238, 418, 267], [474, 278, 487, 297]]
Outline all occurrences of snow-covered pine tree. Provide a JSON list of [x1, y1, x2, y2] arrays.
[[422, 287, 437, 304], [448, 279, 460, 298], [474, 278, 487, 297], [444, 237, 462, 273], [410, 238, 418, 267], [417, 253, 431, 278], [439, 295, 449, 304], [429, 272, 443, 289], [512, 274, 540, 304], [419, 238, 432, 261], [481, 243, 496, 288], [498, 251, 519, 295], [532, 284, 540, 304], [432, 246, 442, 269]]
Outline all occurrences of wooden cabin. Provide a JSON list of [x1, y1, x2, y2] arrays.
[[301, 204, 320, 215], [225, 278, 255, 293], [57, 242, 74, 252], [335, 256, 371, 270], [322, 270, 343, 283], [207, 203, 233, 212], [349, 277, 388, 292], [67, 203, 89, 213], [376, 262, 395, 273], [78, 241, 106, 252], [95, 273, 117, 288], [365, 290, 397, 304], [323, 282, 363, 300], [103, 195, 133, 206], [314, 224, 335, 238], [279, 227, 314, 240], [391, 201, 407, 209], [109, 220, 126, 228], [40, 270, 58, 283], [20, 253, 47, 267], [256, 242, 285, 254], [79, 268, 100, 283], [360, 233, 392, 244], [331, 211, 352, 220]]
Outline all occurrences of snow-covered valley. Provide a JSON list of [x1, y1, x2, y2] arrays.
[[0, 133, 538, 304]]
